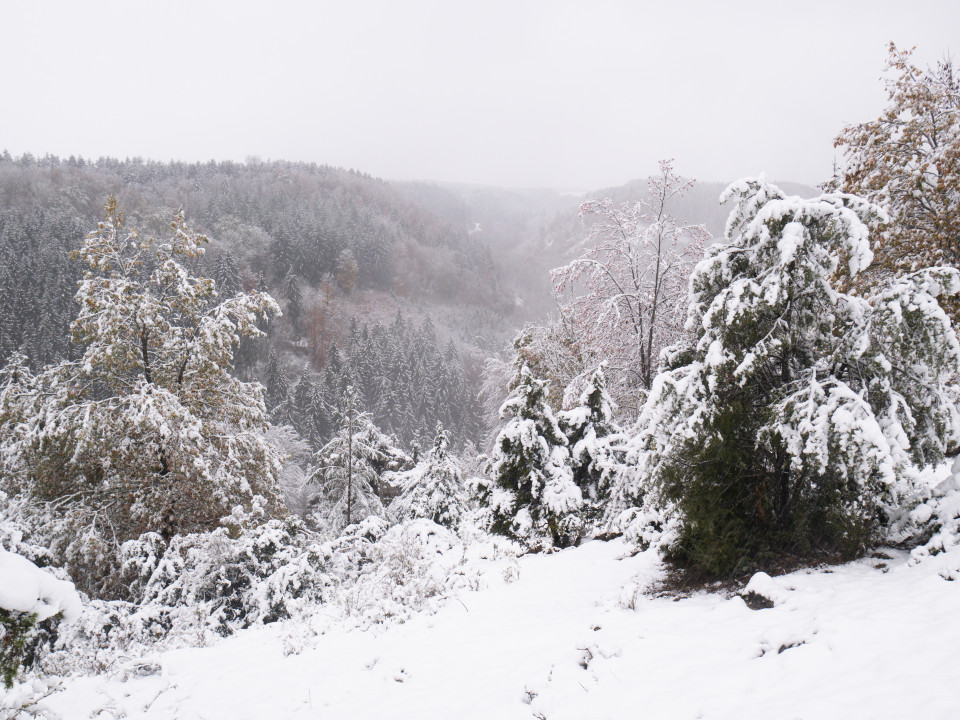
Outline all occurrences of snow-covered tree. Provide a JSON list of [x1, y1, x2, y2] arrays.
[[832, 43, 960, 321], [624, 178, 960, 576], [390, 424, 469, 530], [558, 365, 626, 523], [265, 423, 314, 517], [310, 387, 409, 534], [0, 199, 283, 590], [484, 366, 582, 548], [213, 250, 242, 298], [552, 160, 708, 417]]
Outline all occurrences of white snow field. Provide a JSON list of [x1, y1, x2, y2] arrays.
[[42, 533, 960, 720]]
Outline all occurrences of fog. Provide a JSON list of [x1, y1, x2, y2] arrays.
[[2, 0, 957, 188]]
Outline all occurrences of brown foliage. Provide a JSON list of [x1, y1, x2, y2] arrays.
[[833, 43, 960, 318]]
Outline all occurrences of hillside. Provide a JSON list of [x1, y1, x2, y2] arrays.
[[0, 154, 520, 449], [0, 153, 820, 451]]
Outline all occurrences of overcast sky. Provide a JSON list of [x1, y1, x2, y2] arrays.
[[2, 0, 958, 190]]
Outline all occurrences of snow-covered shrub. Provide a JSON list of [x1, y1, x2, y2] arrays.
[[336, 519, 479, 627], [0, 678, 61, 720], [483, 366, 583, 549], [0, 491, 60, 573], [908, 459, 960, 579], [0, 548, 80, 688], [38, 517, 334, 674], [621, 178, 960, 576], [135, 518, 332, 630], [389, 425, 470, 530]]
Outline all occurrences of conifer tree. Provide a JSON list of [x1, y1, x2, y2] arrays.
[[213, 250, 242, 298], [310, 387, 409, 532], [264, 349, 290, 414], [311, 387, 384, 532], [559, 364, 625, 522], [284, 273, 305, 338], [390, 423, 469, 529], [625, 178, 960, 576], [484, 366, 582, 548]]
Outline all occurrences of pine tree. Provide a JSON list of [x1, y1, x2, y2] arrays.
[[559, 364, 625, 523], [390, 424, 469, 529], [264, 349, 290, 415], [484, 366, 582, 548], [284, 273, 305, 338], [309, 387, 409, 533], [214, 250, 242, 298], [626, 178, 960, 576]]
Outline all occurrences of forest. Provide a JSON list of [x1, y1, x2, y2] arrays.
[[2, 42, 960, 720]]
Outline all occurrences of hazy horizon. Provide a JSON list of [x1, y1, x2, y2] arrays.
[[3, 0, 958, 190]]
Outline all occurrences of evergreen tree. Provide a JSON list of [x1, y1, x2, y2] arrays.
[[264, 349, 290, 415], [484, 366, 582, 548], [625, 178, 960, 576], [390, 424, 469, 529], [559, 364, 625, 523], [284, 273, 305, 338], [310, 387, 403, 533], [214, 250, 242, 297]]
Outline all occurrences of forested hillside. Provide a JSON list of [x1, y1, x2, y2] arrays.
[[0, 153, 516, 450]]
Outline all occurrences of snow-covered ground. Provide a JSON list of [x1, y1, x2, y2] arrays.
[[41, 533, 960, 720]]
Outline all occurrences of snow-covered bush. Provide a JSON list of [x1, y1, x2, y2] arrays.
[[37, 517, 333, 674], [390, 425, 470, 530], [621, 178, 960, 576], [0, 678, 61, 720], [908, 458, 960, 579], [338, 519, 476, 626], [128, 518, 332, 630], [483, 366, 583, 548], [0, 491, 60, 573], [0, 547, 80, 688]]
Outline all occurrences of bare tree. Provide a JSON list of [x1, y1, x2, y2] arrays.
[[551, 160, 708, 416]]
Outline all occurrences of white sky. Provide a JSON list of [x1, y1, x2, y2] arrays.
[[2, 0, 958, 189]]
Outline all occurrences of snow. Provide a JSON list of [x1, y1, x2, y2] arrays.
[[0, 547, 81, 622], [37, 530, 960, 720]]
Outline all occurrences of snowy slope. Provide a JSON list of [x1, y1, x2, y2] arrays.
[[43, 537, 960, 720]]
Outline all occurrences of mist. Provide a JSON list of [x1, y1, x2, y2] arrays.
[[3, 0, 958, 189]]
